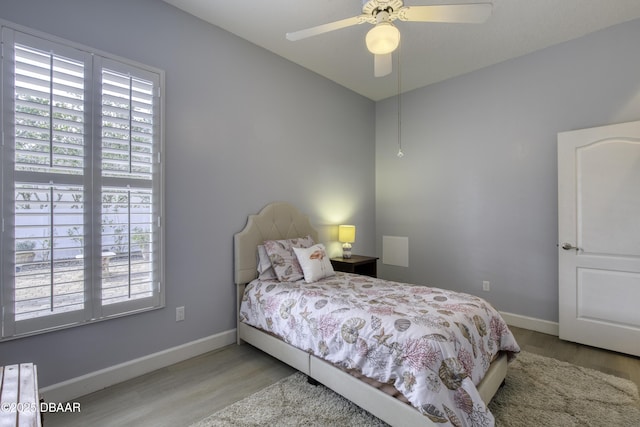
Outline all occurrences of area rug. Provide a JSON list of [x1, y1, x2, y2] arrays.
[[190, 351, 640, 427]]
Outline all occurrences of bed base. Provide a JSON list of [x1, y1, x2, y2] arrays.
[[237, 284, 507, 427]]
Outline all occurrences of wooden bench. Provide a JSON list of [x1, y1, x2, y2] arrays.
[[0, 364, 42, 427]]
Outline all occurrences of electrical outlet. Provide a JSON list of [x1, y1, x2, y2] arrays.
[[482, 281, 490, 292], [176, 306, 185, 322]]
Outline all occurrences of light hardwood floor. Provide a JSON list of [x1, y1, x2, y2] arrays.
[[45, 326, 640, 427]]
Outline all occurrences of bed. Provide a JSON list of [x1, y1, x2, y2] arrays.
[[234, 202, 519, 427]]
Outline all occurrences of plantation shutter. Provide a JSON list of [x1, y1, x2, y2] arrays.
[[1, 27, 164, 339], [98, 58, 161, 317], [7, 31, 92, 335]]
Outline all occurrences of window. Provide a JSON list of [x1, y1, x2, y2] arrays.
[[1, 25, 164, 339]]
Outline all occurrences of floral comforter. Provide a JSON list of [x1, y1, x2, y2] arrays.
[[239, 272, 520, 426]]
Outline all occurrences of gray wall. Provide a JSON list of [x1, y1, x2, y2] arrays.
[[375, 18, 640, 322], [0, 0, 375, 387]]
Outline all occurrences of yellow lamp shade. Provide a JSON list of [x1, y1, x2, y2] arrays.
[[338, 225, 356, 243]]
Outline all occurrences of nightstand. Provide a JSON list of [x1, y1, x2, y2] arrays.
[[330, 255, 378, 278]]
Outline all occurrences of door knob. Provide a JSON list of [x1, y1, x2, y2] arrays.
[[561, 243, 580, 251]]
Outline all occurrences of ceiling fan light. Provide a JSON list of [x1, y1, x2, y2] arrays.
[[366, 22, 400, 55]]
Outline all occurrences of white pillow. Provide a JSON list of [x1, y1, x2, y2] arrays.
[[292, 243, 335, 283], [256, 245, 277, 279]]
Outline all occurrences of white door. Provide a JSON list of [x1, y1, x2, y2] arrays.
[[558, 120, 640, 357]]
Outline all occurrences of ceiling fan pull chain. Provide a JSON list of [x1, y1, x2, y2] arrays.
[[397, 40, 404, 158]]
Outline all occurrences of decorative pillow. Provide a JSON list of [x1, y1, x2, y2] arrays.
[[263, 235, 315, 282], [293, 243, 335, 283], [256, 245, 277, 280]]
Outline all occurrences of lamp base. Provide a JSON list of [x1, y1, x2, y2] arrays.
[[342, 243, 352, 259]]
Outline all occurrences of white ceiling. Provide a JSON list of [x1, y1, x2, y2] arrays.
[[162, 0, 640, 101]]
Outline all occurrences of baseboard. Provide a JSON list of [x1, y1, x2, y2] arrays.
[[500, 311, 559, 336], [40, 329, 236, 403]]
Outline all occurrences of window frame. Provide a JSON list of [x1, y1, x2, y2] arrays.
[[1, 21, 165, 340]]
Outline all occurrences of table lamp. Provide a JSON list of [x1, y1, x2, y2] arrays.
[[338, 225, 356, 259]]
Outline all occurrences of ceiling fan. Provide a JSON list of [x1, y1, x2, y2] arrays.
[[286, 1, 493, 77]]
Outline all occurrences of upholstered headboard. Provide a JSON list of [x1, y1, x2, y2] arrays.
[[234, 202, 319, 285]]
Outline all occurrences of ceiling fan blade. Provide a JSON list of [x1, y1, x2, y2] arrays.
[[374, 53, 392, 78], [286, 15, 366, 41], [399, 3, 493, 24]]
